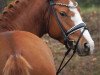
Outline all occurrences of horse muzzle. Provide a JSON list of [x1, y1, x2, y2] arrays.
[[77, 43, 91, 56], [65, 40, 91, 56]]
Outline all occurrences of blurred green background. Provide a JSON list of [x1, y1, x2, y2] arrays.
[[0, 0, 100, 75], [0, 0, 100, 12], [77, 0, 100, 7], [0, 0, 100, 11]]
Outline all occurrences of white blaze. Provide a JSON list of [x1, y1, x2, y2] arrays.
[[68, 1, 95, 54]]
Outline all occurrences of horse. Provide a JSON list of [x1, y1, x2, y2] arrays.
[[0, 0, 94, 55], [0, 31, 56, 75], [0, 0, 95, 75]]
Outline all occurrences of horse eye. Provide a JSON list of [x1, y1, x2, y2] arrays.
[[59, 11, 67, 17]]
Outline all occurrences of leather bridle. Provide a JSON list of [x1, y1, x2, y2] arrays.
[[49, 0, 88, 75]]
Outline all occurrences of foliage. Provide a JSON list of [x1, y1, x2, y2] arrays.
[[0, 0, 7, 12], [77, 0, 100, 7]]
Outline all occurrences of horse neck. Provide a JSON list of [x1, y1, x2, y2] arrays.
[[0, 0, 49, 37]]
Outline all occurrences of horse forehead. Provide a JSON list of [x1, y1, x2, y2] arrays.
[[68, 0, 76, 5]]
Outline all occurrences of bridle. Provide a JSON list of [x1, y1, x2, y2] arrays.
[[49, 0, 88, 75]]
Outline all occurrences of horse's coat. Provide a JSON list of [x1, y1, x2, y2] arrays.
[[0, 0, 49, 36], [0, 31, 56, 75], [0, 0, 95, 75]]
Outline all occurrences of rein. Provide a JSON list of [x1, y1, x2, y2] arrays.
[[49, 0, 88, 75]]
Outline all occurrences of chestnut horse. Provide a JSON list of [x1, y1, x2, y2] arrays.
[[0, 0, 94, 54], [0, 0, 94, 75]]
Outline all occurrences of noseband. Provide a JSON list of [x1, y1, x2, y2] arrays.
[[49, 0, 88, 75]]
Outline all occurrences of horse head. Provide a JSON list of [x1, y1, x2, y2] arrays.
[[48, 0, 95, 56]]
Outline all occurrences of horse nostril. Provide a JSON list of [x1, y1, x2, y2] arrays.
[[77, 43, 91, 56], [84, 43, 89, 49], [84, 43, 90, 53]]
